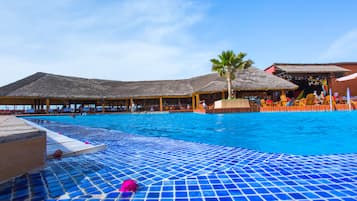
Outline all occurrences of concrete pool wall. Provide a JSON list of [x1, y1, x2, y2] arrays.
[[0, 116, 46, 182]]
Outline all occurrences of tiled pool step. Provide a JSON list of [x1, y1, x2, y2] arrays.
[[24, 119, 106, 159], [1, 120, 356, 201]]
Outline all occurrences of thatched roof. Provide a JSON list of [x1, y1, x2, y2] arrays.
[[273, 63, 350, 73], [192, 68, 298, 92], [0, 68, 297, 99]]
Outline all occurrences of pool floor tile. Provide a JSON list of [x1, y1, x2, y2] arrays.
[[1, 119, 357, 201]]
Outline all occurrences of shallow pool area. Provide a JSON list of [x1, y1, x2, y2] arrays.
[[1, 118, 357, 201], [25, 111, 357, 155]]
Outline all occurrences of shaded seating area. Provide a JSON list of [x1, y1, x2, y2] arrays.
[[260, 92, 355, 112], [262, 63, 356, 112], [0, 68, 298, 115]]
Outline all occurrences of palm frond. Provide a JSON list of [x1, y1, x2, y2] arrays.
[[211, 50, 253, 80]]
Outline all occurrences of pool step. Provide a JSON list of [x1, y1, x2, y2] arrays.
[[24, 120, 106, 159]]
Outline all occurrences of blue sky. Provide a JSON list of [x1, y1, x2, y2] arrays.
[[0, 0, 357, 86]]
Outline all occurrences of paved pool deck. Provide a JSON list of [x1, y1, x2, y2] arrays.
[[0, 119, 356, 201], [0, 116, 46, 182], [0, 116, 43, 143]]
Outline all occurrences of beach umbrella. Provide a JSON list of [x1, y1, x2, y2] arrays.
[[336, 72, 357, 82]]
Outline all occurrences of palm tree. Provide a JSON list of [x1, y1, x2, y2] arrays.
[[210, 50, 253, 100]]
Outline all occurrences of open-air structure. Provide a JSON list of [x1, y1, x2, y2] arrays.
[[265, 63, 351, 98], [0, 67, 297, 114]]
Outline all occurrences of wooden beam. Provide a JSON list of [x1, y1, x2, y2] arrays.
[[46, 98, 50, 113], [195, 94, 200, 109], [130, 98, 134, 112], [221, 91, 225, 100], [159, 97, 163, 111], [102, 101, 105, 113], [125, 99, 128, 112], [191, 95, 195, 109]]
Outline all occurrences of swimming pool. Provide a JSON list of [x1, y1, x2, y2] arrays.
[[24, 111, 357, 155]]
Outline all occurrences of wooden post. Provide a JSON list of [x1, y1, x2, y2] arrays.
[[40, 100, 44, 110], [196, 94, 200, 109], [281, 90, 286, 96], [130, 98, 134, 112], [191, 95, 195, 109], [159, 97, 163, 112], [221, 91, 225, 100], [46, 98, 50, 113], [34, 99, 38, 112], [102, 101, 105, 113]]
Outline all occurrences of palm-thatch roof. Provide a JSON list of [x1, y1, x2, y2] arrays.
[[192, 68, 298, 92], [0, 68, 297, 99], [273, 63, 350, 73]]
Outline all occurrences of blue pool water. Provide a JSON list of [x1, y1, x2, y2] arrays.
[[25, 111, 357, 155]]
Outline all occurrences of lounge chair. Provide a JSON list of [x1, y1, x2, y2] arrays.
[[305, 93, 316, 105], [280, 94, 288, 106]]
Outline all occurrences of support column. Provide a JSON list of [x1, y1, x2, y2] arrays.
[[130, 98, 134, 112], [195, 94, 200, 109], [40, 99, 44, 110], [32, 100, 35, 110], [159, 97, 163, 112], [102, 101, 105, 113], [34, 99, 38, 112], [125, 99, 128, 112], [191, 95, 195, 109], [46, 98, 50, 113], [221, 91, 225, 100]]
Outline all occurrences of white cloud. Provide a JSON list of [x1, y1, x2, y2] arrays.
[[320, 29, 357, 60], [0, 0, 217, 86]]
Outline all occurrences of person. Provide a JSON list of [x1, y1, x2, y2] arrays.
[[334, 92, 340, 103], [202, 100, 207, 109], [280, 93, 288, 106], [313, 90, 320, 104], [266, 98, 273, 106], [131, 102, 136, 112], [313, 90, 318, 99], [79, 105, 83, 115], [286, 97, 295, 106], [318, 91, 325, 104]]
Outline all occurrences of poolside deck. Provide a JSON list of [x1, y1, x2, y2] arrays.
[[0, 116, 46, 182], [260, 103, 355, 112]]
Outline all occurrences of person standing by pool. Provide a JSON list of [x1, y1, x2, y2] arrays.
[[202, 100, 207, 109], [131, 102, 136, 112], [334, 92, 340, 104], [318, 91, 325, 104]]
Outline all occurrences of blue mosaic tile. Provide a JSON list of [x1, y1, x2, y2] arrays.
[[1, 119, 357, 201]]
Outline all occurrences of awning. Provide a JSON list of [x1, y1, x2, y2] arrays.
[[275, 64, 350, 73], [336, 72, 357, 82]]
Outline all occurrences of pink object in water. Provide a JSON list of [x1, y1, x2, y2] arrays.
[[85, 141, 90, 144], [119, 179, 138, 192]]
